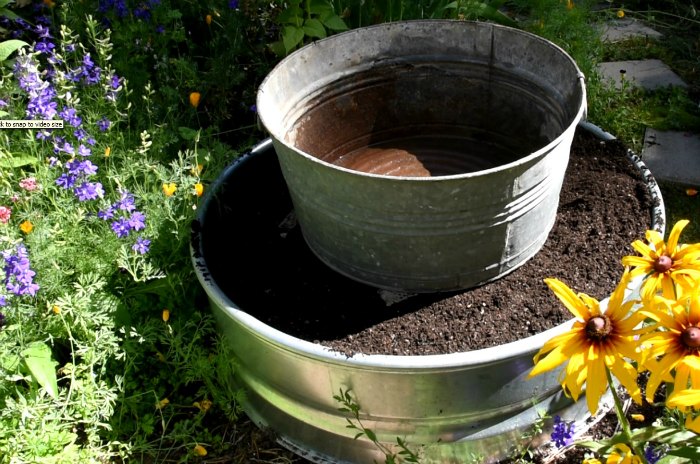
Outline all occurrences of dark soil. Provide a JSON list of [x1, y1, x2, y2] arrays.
[[201, 127, 660, 357]]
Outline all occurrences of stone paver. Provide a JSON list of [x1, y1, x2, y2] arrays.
[[597, 59, 687, 90], [599, 18, 663, 43], [641, 129, 700, 186]]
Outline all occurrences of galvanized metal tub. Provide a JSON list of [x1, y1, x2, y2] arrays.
[[190, 125, 665, 464], [256, 20, 587, 292]]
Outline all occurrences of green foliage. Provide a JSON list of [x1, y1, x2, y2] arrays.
[[269, 0, 349, 56], [335, 388, 421, 463]]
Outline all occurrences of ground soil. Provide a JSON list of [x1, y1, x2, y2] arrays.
[[204, 127, 659, 357], [199, 127, 662, 463]]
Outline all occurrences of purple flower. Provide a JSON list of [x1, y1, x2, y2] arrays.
[[34, 40, 55, 54], [74, 128, 89, 140], [155, 24, 165, 34], [132, 237, 151, 254], [110, 74, 121, 90], [98, 206, 115, 220], [644, 444, 666, 464], [111, 217, 130, 238], [35, 24, 52, 39], [228, 0, 239, 9], [551, 416, 575, 448], [117, 191, 136, 212], [2, 244, 40, 297], [59, 107, 82, 127], [56, 173, 77, 189], [97, 117, 111, 132], [128, 211, 146, 231], [74, 181, 104, 201], [78, 144, 92, 157]]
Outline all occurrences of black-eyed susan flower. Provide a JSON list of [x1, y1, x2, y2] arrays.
[[529, 271, 643, 414], [639, 289, 700, 402], [622, 220, 700, 301]]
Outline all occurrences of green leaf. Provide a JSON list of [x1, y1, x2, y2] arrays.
[[303, 18, 327, 39], [0, 39, 28, 62], [363, 428, 377, 442], [282, 25, 305, 53], [178, 126, 199, 141], [21, 342, 59, 399], [0, 8, 20, 21], [308, 0, 333, 16], [0, 155, 38, 168], [319, 12, 348, 31], [667, 446, 700, 460], [277, 6, 303, 25]]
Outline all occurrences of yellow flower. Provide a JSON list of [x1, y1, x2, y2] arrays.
[[529, 271, 643, 414], [162, 183, 177, 197], [686, 188, 698, 196], [191, 163, 204, 175], [156, 398, 170, 409], [19, 220, 33, 234], [52, 305, 61, 314], [193, 444, 207, 456], [617, 10, 625, 18], [566, 0, 574, 10], [193, 399, 212, 412], [194, 183, 204, 197], [162, 309, 170, 322], [583, 459, 602, 464], [105, 146, 111, 157], [606, 444, 641, 464], [189, 92, 201, 108], [639, 287, 700, 402], [622, 220, 700, 301], [206, 14, 212, 25], [630, 413, 644, 421]]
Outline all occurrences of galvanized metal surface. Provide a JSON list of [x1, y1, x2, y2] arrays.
[[256, 20, 587, 292], [190, 126, 666, 464]]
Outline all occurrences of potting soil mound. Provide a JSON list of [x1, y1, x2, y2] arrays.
[[202, 128, 658, 356]]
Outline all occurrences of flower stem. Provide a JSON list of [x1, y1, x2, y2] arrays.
[[606, 368, 649, 464]]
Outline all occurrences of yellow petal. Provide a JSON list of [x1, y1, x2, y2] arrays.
[[666, 219, 690, 255], [585, 347, 607, 414], [667, 389, 700, 409], [545, 278, 592, 320]]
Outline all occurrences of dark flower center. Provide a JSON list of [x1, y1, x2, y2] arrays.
[[586, 316, 612, 340], [653, 255, 673, 273], [681, 326, 700, 349]]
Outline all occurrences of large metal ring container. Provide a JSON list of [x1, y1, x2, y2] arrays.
[[190, 128, 666, 463], [256, 20, 587, 292]]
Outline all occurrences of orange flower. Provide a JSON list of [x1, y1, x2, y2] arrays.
[[189, 92, 201, 108], [206, 14, 212, 25], [20, 220, 33, 234], [43, 0, 55, 8], [162, 183, 177, 197], [194, 183, 204, 197], [686, 188, 698, 196]]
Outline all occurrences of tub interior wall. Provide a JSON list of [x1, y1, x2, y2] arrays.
[[285, 63, 579, 176]]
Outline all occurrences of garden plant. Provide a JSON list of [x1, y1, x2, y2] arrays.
[[0, 0, 698, 462]]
